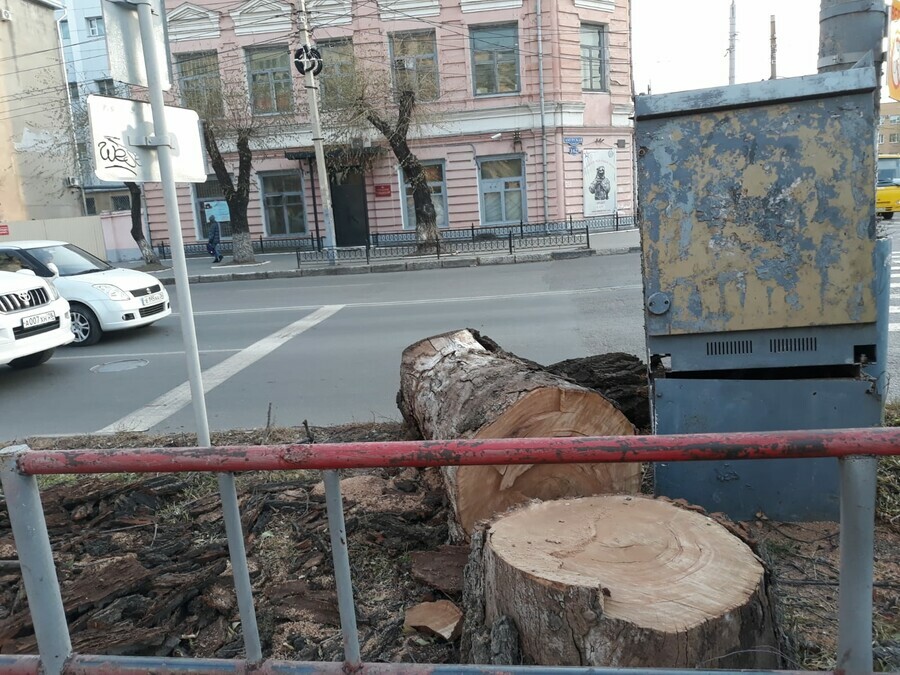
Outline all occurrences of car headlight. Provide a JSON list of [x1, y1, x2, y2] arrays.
[[93, 284, 131, 301], [45, 282, 60, 301]]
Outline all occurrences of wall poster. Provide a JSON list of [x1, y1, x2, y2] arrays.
[[583, 149, 617, 216]]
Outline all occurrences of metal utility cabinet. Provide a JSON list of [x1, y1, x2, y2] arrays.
[[636, 68, 890, 520]]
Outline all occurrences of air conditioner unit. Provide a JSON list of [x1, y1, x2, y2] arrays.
[[65, 176, 81, 188], [0, 9, 11, 21]]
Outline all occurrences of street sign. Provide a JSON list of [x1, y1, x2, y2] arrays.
[[102, 0, 171, 90], [891, 1, 900, 101], [87, 95, 206, 183]]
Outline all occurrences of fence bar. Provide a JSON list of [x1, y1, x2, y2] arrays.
[[322, 470, 362, 665], [2, 653, 823, 674], [585, 225, 591, 249], [217, 473, 263, 662], [0, 446, 72, 675], [836, 456, 877, 675], [15, 428, 900, 476]]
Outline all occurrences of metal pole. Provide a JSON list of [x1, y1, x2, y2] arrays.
[[728, 0, 736, 85], [770, 15, 777, 80], [0, 446, 71, 675], [536, 0, 549, 222], [131, 2, 261, 662], [836, 456, 877, 675], [322, 470, 361, 665], [297, 0, 337, 263]]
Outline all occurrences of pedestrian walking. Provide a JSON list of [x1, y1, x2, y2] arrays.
[[207, 216, 223, 263]]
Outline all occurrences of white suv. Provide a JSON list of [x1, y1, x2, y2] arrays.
[[0, 271, 74, 368]]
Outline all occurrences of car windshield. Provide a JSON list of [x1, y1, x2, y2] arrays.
[[29, 244, 113, 276], [877, 157, 900, 185]]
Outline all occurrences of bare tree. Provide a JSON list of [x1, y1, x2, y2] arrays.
[[319, 35, 441, 248], [123, 182, 161, 264]]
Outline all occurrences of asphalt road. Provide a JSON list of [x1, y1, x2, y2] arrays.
[[6, 235, 900, 442], [1, 254, 645, 440]]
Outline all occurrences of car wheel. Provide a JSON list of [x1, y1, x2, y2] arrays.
[[8, 348, 55, 369], [884, 213, 895, 220], [70, 303, 102, 346]]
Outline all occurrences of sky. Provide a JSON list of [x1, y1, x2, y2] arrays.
[[631, 0, 823, 95]]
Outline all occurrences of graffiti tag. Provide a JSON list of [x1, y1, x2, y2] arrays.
[[97, 136, 140, 176]]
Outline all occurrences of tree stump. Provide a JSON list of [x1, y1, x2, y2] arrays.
[[397, 329, 640, 539], [464, 495, 779, 669]]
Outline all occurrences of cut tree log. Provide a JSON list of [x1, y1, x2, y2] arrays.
[[462, 495, 779, 669], [397, 329, 640, 539]]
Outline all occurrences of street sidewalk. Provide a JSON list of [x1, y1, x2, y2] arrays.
[[130, 228, 640, 286]]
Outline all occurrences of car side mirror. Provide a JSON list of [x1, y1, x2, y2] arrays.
[[47, 262, 60, 277]]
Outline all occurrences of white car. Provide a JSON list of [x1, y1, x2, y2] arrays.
[[0, 270, 74, 368], [0, 241, 171, 346]]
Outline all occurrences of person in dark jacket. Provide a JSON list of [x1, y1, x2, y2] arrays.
[[207, 216, 222, 263]]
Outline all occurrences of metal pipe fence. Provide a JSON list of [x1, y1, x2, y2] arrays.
[[2, 427, 895, 675]]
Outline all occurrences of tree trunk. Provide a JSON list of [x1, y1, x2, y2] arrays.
[[463, 495, 779, 669], [123, 182, 160, 265], [203, 125, 256, 264], [397, 329, 640, 540]]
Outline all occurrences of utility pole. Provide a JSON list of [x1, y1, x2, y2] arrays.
[[770, 14, 777, 80], [817, 2, 887, 674], [728, 0, 736, 85], [296, 0, 337, 262]]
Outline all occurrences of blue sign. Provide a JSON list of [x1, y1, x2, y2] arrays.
[[564, 137, 583, 145]]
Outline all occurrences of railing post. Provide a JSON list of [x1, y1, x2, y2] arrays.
[[436, 237, 441, 259], [615, 211, 620, 231], [519, 219, 524, 239], [508, 230, 514, 255], [323, 470, 361, 666], [259, 236, 265, 254], [837, 456, 876, 675], [471, 224, 476, 243], [0, 445, 72, 675], [366, 241, 370, 265], [585, 225, 591, 249], [568, 214, 573, 234]]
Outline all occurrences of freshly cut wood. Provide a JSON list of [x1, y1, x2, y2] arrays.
[[398, 329, 639, 537], [467, 495, 778, 668], [404, 600, 463, 641], [410, 545, 469, 595]]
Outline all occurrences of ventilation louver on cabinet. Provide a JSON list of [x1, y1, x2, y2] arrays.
[[769, 337, 817, 353], [705, 339, 753, 356]]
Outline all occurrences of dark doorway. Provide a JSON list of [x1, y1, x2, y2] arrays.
[[330, 167, 369, 247]]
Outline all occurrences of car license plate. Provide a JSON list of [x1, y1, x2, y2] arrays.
[[141, 291, 165, 306], [22, 311, 56, 329]]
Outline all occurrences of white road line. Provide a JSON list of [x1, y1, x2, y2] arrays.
[[174, 284, 644, 318], [97, 304, 344, 433]]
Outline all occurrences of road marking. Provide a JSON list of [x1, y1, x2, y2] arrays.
[[173, 284, 644, 317], [97, 305, 344, 433]]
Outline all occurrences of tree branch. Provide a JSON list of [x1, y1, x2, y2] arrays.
[[202, 124, 235, 199]]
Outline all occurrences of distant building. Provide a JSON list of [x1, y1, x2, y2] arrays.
[[0, 0, 82, 221], [878, 101, 900, 156], [144, 0, 636, 247]]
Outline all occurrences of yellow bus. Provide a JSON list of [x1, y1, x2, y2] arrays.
[[877, 154, 900, 219]]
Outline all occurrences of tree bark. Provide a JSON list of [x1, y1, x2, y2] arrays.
[[123, 182, 160, 265], [203, 125, 255, 264], [466, 495, 779, 669], [397, 329, 640, 540]]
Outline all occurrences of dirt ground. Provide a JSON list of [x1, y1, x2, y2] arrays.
[[0, 422, 898, 669]]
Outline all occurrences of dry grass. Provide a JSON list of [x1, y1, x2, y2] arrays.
[[879, 402, 900, 527]]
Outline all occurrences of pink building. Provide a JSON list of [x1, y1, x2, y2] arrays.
[[149, 0, 634, 248]]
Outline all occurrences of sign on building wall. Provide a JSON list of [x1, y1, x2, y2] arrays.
[[583, 149, 617, 216]]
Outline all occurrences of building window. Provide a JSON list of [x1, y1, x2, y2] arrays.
[[195, 175, 232, 239], [111, 195, 131, 211], [85, 197, 97, 215], [318, 38, 355, 109], [478, 156, 524, 225], [68, 82, 80, 100], [86, 16, 104, 37], [890, 133, 900, 144], [96, 79, 115, 96], [403, 162, 447, 230], [60, 20, 70, 41], [890, 115, 900, 124], [261, 173, 306, 235], [175, 52, 223, 117], [471, 24, 519, 96], [247, 47, 292, 114], [879, 133, 885, 145], [390, 31, 439, 101], [581, 23, 608, 91]]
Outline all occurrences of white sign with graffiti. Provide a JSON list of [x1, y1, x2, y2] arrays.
[[583, 149, 617, 216]]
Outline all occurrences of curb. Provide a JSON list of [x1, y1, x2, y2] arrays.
[[156, 245, 627, 287]]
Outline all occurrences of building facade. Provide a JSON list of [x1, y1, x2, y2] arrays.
[[0, 0, 82, 222], [146, 0, 634, 247], [879, 100, 900, 156]]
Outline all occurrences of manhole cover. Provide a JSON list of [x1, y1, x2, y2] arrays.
[[90, 359, 149, 373]]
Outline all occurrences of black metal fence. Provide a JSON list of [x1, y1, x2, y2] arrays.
[[154, 212, 634, 262]]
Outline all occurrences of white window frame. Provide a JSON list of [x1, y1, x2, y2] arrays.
[[581, 23, 609, 92], [86, 16, 104, 37], [470, 24, 520, 96], [317, 38, 355, 108], [389, 30, 439, 102], [175, 51, 223, 118], [890, 133, 900, 144], [400, 160, 448, 231], [477, 154, 526, 226], [247, 47, 293, 115], [259, 171, 308, 236]]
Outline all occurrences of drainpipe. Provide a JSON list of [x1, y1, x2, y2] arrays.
[[536, 0, 549, 221], [57, 9, 87, 216]]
